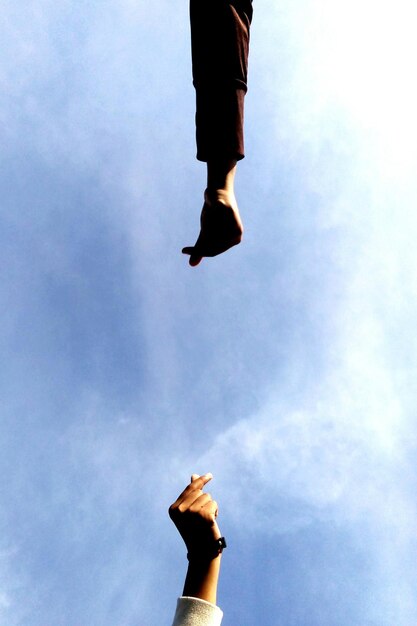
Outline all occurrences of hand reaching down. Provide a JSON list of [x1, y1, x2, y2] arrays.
[[182, 191, 243, 267]]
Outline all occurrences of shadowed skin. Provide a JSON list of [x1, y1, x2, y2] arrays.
[[182, 189, 243, 267], [169, 473, 222, 605], [182, 159, 243, 267]]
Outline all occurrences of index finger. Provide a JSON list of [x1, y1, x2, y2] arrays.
[[190, 473, 213, 489], [190, 473, 212, 484], [171, 473, 213, 509]]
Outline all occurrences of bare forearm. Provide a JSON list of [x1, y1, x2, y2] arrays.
[[183, 554, 222, 605]]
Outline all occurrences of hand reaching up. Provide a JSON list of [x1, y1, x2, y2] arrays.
[[169, 473, 222, 561]]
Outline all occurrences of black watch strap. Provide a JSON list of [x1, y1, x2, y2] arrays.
[[187, 536, 227, 562]]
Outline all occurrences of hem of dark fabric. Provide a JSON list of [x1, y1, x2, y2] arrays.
[[194, 86, 246, 163]]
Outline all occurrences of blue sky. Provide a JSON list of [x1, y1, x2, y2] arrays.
[[1, 1, 417, 625]]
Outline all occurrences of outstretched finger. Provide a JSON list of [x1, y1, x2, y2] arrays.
[[179, 475, 212, 507], [182, 247, 203, 266], [189, 473, 212, 488], [183, 473, 213, 496], [170, 473, 213, 511]]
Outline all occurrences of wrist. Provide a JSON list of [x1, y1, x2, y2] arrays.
[[187, 537, 227, 563]]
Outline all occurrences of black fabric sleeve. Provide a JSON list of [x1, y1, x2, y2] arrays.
[[190, 0, 253, 161]]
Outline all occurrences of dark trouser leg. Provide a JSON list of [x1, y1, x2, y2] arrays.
[[190, 0, 253, 162]]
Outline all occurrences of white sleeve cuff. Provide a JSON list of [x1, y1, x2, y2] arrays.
[[171, 596, 223, 626]]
